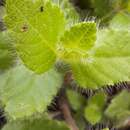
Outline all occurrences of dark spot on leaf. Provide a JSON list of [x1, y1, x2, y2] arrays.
[[40, 6, 44, 12], [21, 25, 28, 32]]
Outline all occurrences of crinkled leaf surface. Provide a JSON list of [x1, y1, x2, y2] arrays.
[[61, 22, 96, 52], [60, 22, 96, 61], [69, 28, 130, 89], [5, 0, 65, 74], [0, 65, 63, 119], [58, 9, 130, 89], [0, 32, 15, 70], [2, 117, 69, 130]]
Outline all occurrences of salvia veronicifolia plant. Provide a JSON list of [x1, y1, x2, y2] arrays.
[[0, 0, 130, 130]]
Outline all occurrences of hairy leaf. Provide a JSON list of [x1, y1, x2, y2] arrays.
[[5, 0, 65, 74], [0, 32, 15, 70], [59, 22, 96, 61], [0, 65, 63, 119], [2, 117, 69, 130], [71, 29, 130, 89]]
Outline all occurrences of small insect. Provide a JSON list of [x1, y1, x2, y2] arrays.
[[40, 6, 44, 12], [21, 25, 28, 32]]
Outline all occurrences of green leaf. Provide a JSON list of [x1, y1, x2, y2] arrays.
[[5, 0, 66, 74], [0, 65, 63, 119], [52, 0, 79, 24], [59, 22, 97, 61], [111, 0, 129, 11], [71, 29, 130, 89], [105, 90, 130, 124], [89, 0, 130, 24], [90, 0, 112, 18], [110, 12, 130, 30], [84, 93, 106, 124], [2, 117, 69, 130], [84, 104, 102, 125], [66, 89, 85, 111], [0, 31, 15, 70]]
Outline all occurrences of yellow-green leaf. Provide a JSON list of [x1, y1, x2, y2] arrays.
[[59, 22, 96, 61], [71, 29, 130, 89], [5, 0, 66, 74]]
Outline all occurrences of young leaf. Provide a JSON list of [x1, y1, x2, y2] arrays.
[[66, 89, 85, 111], [70, 29, 130, 89], [5, 0, 66, 74], [84, 93, 106, 124], [105, 90, 130, 124], [0, 65, 63, 119], [59, 22, 97, 61], [2, 117, 69, 130], [0, 31, 15, 70]]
